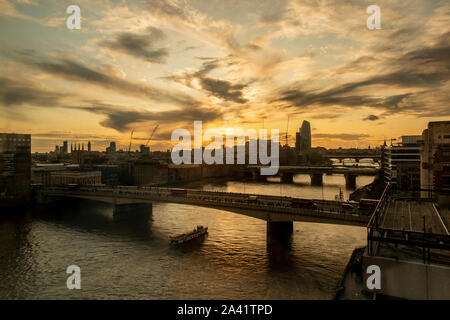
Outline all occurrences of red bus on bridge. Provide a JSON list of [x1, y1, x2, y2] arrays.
[[290, 198, 316, 209]]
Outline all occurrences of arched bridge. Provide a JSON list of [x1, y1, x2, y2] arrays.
[[323, 154, 381, 163]]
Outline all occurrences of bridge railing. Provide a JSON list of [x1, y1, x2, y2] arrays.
[[41, 186, 369, 223], [367, 183, 392, 255]]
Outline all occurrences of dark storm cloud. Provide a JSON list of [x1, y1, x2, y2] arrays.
[[166, 59, 248, 104], [31, 132, 109, 142], [363, 115, 379, 121], [333, 56, 379, 75], [0, 75, 220, 132], [309, 113, 341, 120], [0, 77, 64, 107], [394, 46, 450, 68], [279, 89, 413, 111], [277, 41, 450, 115], [313, 133, 371, 141], [12, 54, 199, 108], [100, 27, 169, 63], [199, 77, 247, 103], [68, 102, 222, 132]]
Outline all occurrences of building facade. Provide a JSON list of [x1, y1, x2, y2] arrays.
[[0, 133, 31, 206], [295, 120, 311, 154], [106, 142, 116, 153], [50, 170, 101, 186], [420, 121, 450, 203], [383, 135, 421, 190], [32, 163, 67, 186], [93, 164, 119, 186], [133, 161, 168, 185]]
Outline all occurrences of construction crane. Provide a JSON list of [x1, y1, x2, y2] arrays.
[[145, 124, 159, 147], [285, 116, 290, 146], [128, 129, 134, 154]]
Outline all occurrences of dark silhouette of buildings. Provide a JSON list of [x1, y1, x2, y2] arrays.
[[0, 133, 31, 207], [382, 135, 421, 190], [420, 121, 450, 205], [295, 120, 311, 154], [106, 141, 116, 153], [55, 141, 68, 154]]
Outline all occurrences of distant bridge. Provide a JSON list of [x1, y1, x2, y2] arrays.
[[247, 165, 380, 187], [323, 154, 381, 163], [37, 186, 370, 241]]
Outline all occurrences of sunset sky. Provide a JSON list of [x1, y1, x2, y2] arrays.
[[0, 0, 449, 152]]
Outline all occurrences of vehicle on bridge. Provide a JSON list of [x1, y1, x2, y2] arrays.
[[171, 188, 187, 197], [290, 198, 317, 209], [247, 195, 258, 204], [358, 198, 379, 214], [67, 184, 80, 191], [340, 202, 357, 209]]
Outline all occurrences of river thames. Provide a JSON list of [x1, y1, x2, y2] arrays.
[[0, 173, 372, 299]]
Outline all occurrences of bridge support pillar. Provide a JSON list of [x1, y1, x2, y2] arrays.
[[310, 173, 323, 186], [281, 172, 294, 183], [344, 174, 356, 189], [267, 221, 293, 243], [113, 203, 152, 221], [355, 158, 360, 163]]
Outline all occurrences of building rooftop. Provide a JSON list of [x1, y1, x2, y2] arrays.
[[380, 199, 449, 235]]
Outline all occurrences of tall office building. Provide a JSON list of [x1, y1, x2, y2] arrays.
[[106, 141, 116, 153], [295, 120, 311, 154], [383, 135, 421, 190], [63, 141, 68, 154], [300, 120, 311, 151], [0, 133, 31, 207], [420, 121, 450, 201], [295, 131, 301, 153]]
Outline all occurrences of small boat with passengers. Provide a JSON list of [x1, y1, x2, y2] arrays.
[[169, 225, 208, 244]]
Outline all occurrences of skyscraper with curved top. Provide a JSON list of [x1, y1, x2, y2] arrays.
[[295, 120, 311, 154], [300, 120, 311, 151]]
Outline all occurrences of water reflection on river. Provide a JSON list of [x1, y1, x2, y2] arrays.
[[0, 173, 372, 299]]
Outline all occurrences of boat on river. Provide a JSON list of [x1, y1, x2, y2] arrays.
[[169, 225, 208, 244]]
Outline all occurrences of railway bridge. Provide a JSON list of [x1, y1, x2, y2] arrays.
[[36, 186, 371, 242]]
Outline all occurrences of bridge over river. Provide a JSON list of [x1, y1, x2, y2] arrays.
[[247, 165, 379, 187], [37, 186, 371, 242], [323, 154, 381, 163]]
